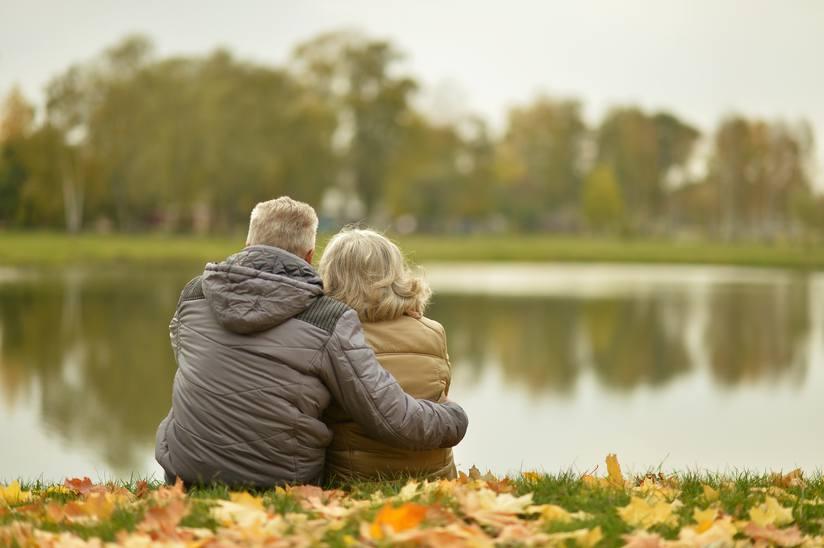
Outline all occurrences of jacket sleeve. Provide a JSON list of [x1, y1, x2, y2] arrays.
[[319, 309, 469, 451]]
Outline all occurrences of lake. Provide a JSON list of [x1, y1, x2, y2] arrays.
[[1, 262, 822, 482]]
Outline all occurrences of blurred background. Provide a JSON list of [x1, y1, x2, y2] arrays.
[[1, 1, 824, 481]]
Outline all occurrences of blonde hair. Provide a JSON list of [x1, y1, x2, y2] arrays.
[[319, 228, 432, 322], [245, 197, 318, 257]]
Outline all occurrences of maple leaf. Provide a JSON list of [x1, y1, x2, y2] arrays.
[[622, 530, 665, 548], [134, 480, 150, 499], [618, 496, 683, 528], [0, 481, 33, 506], [368, 502, 428, 540], [389, 521, 491, 547], [229, 491, 264, 510], [59, 492, 119, 523], [749, 495, 794, 527], [210, 499, 273, 529], [138, 497, 188, 540], [63, 477, 101, 496], [527, 503, 592, 524], [771, 468, 805, 489], [679, 514, 737, 545], [544, 526, 603, 547], [606, 453, 624, 487], [634, 477, 680, 501], [702, 484, 720, 502], [743, 522, 805, 546]]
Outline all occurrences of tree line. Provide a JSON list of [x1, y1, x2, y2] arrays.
[[1, 31, 821, 240]]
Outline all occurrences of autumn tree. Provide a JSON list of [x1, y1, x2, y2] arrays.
[[497, 96, 587, 230], [0, 87, 35, 225], [582, 165, 624, 233], [292, 31, 417, 218], [596, 108, 699, 232]]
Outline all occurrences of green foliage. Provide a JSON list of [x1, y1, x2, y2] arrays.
[[582, 165, 625, 232], [0, 31, 821, 240]]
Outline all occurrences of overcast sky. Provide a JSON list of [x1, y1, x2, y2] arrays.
[[2, 0, 823, 181]]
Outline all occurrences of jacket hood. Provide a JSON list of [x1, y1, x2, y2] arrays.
[[201, 245, 323, 334]]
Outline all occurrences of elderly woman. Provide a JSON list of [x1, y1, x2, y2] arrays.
[[318, 228, 457, 482]]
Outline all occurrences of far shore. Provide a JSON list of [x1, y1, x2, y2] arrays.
[[1, 232, 823, 271]]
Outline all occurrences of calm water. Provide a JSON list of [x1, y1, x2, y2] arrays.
[[1, 263, 822, 481]]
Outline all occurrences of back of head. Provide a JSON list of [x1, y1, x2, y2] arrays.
[[246, 197, 318, 258], [319, 228, 431, 322]]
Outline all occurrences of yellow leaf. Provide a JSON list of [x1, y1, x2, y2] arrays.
[[749, 496, 794, 527], [692, 506, 719, 533], [369, 502, 427, 540], [606, 453, 624, 487], [521, 471, 541, 483], [702, 484, 720, 502], [679, 515, 737, 546], [618, 496, 683, 528], [0, 481, 33, 506], [229, 491, 264, 510], [545, 526, 603, 547]]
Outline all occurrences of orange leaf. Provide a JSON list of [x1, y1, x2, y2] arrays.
[[743, 523, 804, 546], [369, 502, 428, 540]]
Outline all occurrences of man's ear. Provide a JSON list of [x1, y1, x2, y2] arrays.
[[304, 249, 314, 264]]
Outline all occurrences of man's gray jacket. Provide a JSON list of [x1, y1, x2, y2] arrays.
[[155, 245, 468, 487]]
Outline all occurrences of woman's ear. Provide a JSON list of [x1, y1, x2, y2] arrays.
[[304, 249, 314, 264]]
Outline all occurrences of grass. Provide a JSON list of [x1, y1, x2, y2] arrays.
[[1, 231, 824, 270], [3, 470, 823, 545]]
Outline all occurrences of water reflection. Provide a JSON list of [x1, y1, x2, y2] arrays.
[[0, 270, 186, 473], [0, 265, 818, 477]]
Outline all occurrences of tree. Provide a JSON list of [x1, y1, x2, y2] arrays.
[[596, 108, 699, 232], [709, 116, 813, 240], [497, 96, 587, 230], [292, 31, 417, 217], [582, 165, 624, 232], [0, 87, 35, 225]]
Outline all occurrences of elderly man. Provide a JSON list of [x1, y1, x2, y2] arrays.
[[155, 197, 468, 487]]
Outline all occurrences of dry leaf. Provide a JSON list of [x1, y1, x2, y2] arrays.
[[368, 502, 428, 540], [618, 496, 683, 528], [0, 481, 32, 506], [702, 484, 720, 502], [606, 453, 624, 487], [749, 496, 794, 527], [743, 522, 804, 546]]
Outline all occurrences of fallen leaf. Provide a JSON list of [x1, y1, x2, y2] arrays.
[[623, 530, 665, 548], [521, 471, 541, 483], [0, 481, 32, 506], [743, 522, 805, 546], [771, 468, 805, 489], [368, 502, 428, 540], [544, 526, 603, 547], [702, 484, 720, 502], [679, 515, 737, 545], [618, 496, 683, 528], [749, 496, 794, 527], [229, 491, 264, 510], [606, 453, 624, 487], [139, 497, 188, 540], [527, 503, 592, 524], [134, 480, 149, 499]]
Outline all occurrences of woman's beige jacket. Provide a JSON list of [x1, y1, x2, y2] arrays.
[[324, 315, 457, 481]]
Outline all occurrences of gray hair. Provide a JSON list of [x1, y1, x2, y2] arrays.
[[245, 197, 318, 257], [318, 228, 431, 322]]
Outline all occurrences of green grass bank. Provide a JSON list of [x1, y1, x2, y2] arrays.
[[2, 470, 823, 546], [2, 232, 824, 270]]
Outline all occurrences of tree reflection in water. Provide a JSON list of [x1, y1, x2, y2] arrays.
[[0, 270, 186, 472], [0, 268, 814, 473]]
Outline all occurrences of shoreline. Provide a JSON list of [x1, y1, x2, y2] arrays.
[[1, 232, 824, 271]]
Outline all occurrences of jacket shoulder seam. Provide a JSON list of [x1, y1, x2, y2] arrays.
[[295, 296, 350, 333]]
